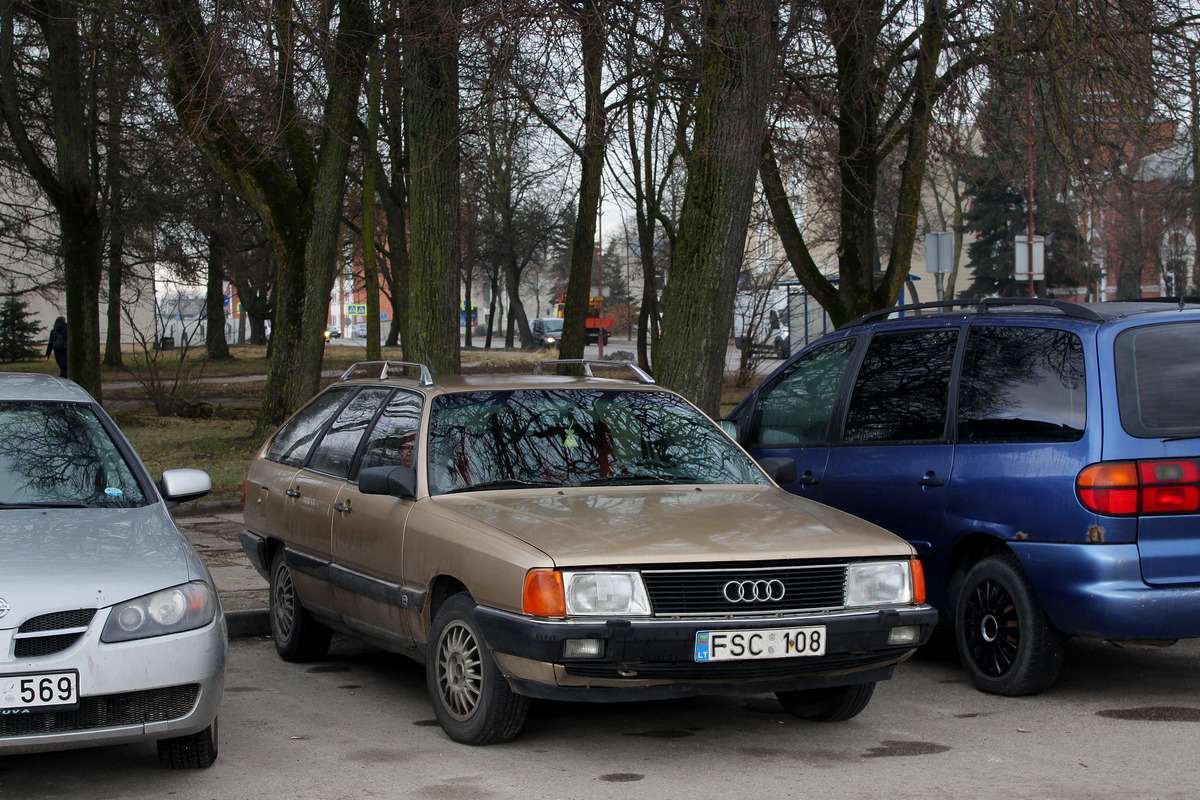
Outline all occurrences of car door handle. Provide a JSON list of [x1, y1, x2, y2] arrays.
[[796, 471, 820, 486], [285, 489, 301, 498], [917, 473, 945, 488], [333, 502, 352, 513]]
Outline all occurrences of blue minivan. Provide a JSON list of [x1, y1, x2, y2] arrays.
[[727, 298, 1200, 695]]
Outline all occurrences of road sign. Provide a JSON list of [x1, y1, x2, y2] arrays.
[[1015, 235, 1045, 280], [346, 303, 367, 315]]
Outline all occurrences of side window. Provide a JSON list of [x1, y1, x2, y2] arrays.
[[843, 329, 958, 443], [358, 391, 423, 475], [745, 339, 856, 447], [308, 388, 392, 478], [958, 326, 1085, 443], [267, 387, 353, 466]]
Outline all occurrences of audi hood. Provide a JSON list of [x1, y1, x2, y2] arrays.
[[425, 485, 915, 567]]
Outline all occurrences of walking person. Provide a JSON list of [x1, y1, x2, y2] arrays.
[[46, 316, 67, 378]]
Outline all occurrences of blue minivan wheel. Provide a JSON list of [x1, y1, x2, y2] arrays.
[[956, 554, 1065, 696]]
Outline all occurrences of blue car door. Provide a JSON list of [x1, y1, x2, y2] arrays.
[[819, 327, 961, 565]]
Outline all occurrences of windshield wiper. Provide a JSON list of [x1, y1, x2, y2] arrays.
[[578, 473, 701, 486], [0, 501, 92, 509], [445, 479, 560, 494]]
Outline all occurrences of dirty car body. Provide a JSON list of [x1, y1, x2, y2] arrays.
[[241, 361, 935, 744], [0, 374, 225, 767]]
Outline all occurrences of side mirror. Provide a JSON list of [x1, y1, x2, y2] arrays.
[[755, 457, 797, 486], [160, 468, 212, 508], [718, 419, 739, 440], [358, 465, 417, 499]]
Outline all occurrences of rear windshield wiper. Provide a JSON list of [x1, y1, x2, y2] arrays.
[[444, 479, 560, 494]]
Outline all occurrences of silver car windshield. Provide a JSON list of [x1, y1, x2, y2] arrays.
[[0, 402, 147, 508], [427, 389, 768, 494]]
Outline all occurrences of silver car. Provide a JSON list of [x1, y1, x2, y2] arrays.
[[0, 374, 225, 767]]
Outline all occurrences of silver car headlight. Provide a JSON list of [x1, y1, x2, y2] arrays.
[[845, 561, 913, 607], [563, 571, 651, 616], [101, 581, 218, 642]]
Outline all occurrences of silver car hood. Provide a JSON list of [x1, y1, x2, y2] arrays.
[[0, 504, 202, 630]]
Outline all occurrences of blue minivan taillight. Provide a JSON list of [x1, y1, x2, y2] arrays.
[[1077, 460, 1200, 515]]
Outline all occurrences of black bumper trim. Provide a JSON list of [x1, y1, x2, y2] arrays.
[[475, 605, 937, 695]]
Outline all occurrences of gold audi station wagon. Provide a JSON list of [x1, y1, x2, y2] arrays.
[[240, 361, 936, 744]]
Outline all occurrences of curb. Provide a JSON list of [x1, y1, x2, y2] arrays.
[[226, 608, 271, 639]]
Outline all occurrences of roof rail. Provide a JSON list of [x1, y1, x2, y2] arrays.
[[339, 360, 434, 387], [843, 297, 1103, 328], [533, 359, 656, 384]]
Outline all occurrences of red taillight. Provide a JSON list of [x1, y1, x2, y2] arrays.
[[1077, 460, 1200, 515]]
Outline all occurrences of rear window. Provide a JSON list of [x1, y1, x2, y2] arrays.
[[1115, 322, 1200, 438]]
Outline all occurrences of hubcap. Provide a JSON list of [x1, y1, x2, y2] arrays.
[[273, 565, 295, 640], [436, 620, 483, 721], [963, 578, 1020, 678]]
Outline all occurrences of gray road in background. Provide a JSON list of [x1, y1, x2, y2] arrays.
[[3, 633, 1199, 799]]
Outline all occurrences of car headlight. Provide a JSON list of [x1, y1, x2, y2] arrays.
[[564, 571, 651, 615], [522, 570, 651, 617], [845, 561, 914, 607], [101, 581, 217, 642], [545, 336, 557, 345]]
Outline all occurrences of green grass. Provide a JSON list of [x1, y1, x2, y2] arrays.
[[110, 408, 261, 506]]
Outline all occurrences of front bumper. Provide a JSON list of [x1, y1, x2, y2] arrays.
[[0, 613, 227, 755], [476, 605, 937, 702], [1014, 541, 1200, 640]]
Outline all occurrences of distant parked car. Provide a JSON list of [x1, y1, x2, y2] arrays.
[[241, 359, 935, 745], [728, 298, 1200, 696], [351, 323, 368, 339], [530, 317, 608, 348], [0, 374, 225, 767]]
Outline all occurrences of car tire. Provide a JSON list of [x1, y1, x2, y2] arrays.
[[426, 593, 530, 745], [270, 551, 332, 662], [955, 553, 1065, 696], [157, 718, 218, 769], [775, 682, 875, 722]]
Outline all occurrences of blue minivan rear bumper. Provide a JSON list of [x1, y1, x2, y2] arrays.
[[1014, 542, 1200, 640]]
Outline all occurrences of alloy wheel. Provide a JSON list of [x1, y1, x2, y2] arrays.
[[436, 620, 483, 720], [273, 565, 296, 641]]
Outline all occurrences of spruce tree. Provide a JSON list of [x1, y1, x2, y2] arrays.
[[0, 289, 44, 362]]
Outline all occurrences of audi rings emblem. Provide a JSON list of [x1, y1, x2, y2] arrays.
[[722, 579, 786, 603]]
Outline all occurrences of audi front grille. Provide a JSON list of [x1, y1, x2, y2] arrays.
[[641, 563, 847, 616]]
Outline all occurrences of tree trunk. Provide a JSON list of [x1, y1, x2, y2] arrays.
[[656, 0, 778, 416], [558, 1, 605, 365], [103, 220, 124, 367], [404, 0, 461, 373]]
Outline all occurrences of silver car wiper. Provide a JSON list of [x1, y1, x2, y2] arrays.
[[578, 473, 700, 486], [444, 479, 560, 494], [0, 500, 91, 509]]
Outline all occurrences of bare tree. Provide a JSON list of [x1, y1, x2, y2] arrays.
[[155, 0, 374, 432]]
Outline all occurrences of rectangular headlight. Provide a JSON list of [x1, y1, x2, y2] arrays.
[[562, 571, 651, 616], [845, 561, 913, 607]]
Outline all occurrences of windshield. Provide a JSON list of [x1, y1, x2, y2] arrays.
[[427, 389, 768, 494], [543, 319, 563, 332], [0, 402, 147, 507]]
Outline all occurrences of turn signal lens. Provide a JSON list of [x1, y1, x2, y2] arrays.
[[911, 559, 926, 605], [1077, 463, 1139, 514], [523, 570, 566, 618]]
